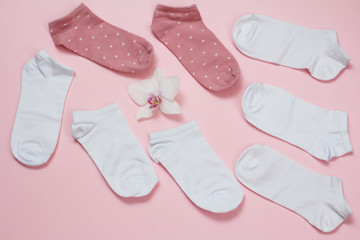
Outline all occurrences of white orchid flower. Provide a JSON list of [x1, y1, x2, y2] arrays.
[[128, 68, 181, 120]]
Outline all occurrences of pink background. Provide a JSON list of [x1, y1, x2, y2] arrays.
[[1, 0, 359, 239]]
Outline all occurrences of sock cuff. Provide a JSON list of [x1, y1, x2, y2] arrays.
[[153, 4, 200, 18], [72, 103, 120, 123], [48, 3, 98, 45], [149, 120, 197, 141], [339, 112, 353, 155], [35, 50, 74, 78]]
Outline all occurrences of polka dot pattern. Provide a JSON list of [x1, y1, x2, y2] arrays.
[[151, 4, 240, 91], [48, 3, 154, 73]]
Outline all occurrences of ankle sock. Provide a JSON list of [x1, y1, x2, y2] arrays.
[[235, 144, 352, 232], [72, 103, 158, 198], [49, 3, 153, 73], [232, 14, 350, 80], [149, 121, 243, 213], [151, 4, 240, 91], [242, 82, 352, 161], [11, 50, 74, 167]]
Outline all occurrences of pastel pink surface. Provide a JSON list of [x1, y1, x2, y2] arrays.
[[0, 0, 359, 240]]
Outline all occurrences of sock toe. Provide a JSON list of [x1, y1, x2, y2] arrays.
[[207, 64, 240, 91], [13, 140, 50, 166], [204, 187, 244, 213], [121, 174, 158, 197], [136, 41, 154, 69], [242, 82, 264, 117], [233, 15, 258, 48]]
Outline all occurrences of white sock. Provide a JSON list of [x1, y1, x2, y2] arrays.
[[235, 144, 352, 232], [149, 121, 244, 213], [11, 50, 74, 166], [242, 82, 352, 161], [72, 103, 158, 198], [232, 14, 350, 80]]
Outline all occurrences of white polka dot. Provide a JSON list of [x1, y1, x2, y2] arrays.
[[85, 48, 88, 51], [127, 53, 130, 56], [189, 36, 192, 39], [88, 26, 91, 29], [87, 14, 90, 18], [115, 55, 118, 58], [165, 31, 168, 34], [177, 33, 180, 36], [97, 46, 100, 50], [103, 56, 106, 59], [131, 70, 135, 73], [202, 40, 205, 43], [193, 72, 196, 76], [122, 42, 125, 46], [133, 62, 136, 65], [77, 15, 80, 18], [190, 60, 194, 63], [215, 53, 218, 56], [177, 45, 181, 48], [202, 29, 205, 32], [74, 26, 78, 30], [178, 21, 181, 24], [116, 33, 119, 36], [50, 29, 53, 32], [205, 75, 208, 78], [156, 11, 159, 14], [79, 38, 82, 41], [74, 49, 77, 53], [104, 34, 107, 38], [109, 45, 112, 48], [214, 42, 217, 45], [179, 56, 182, 60], [217, 77, 220, 79], [64, 23, 67, 26], [202, 51, 206, 54], [190, 26, 193, 28], [228, 68, 231, 71], [228, 57, 231, 60], [92, 36, 95, 39], [215, 65, 218, 68], [203, 63, 206, 66], [122, 63, 125, 66], [190, 48, 193, 51], [165, 42, 168, 45], [139, 50, 142, 54], [185, 13, 189, 16], [100, 24, 103, 28], [209, 86, 212, 90], [133, 40, 136, 43], [68, 39, 71, 42], [170, 13, 174, 16]]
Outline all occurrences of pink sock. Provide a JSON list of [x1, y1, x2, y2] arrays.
[[49, 3, 153, 73], [151, 4, 240, 91]]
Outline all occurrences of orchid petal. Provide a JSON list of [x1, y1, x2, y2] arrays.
[[128, 79, 156, 105], [136, 103, 159, 120], [159, 76, 180, 101], [152, 68, 164, 86], [160, 98, 181, 115]]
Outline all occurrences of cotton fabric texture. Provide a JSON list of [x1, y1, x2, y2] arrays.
[[233, 14, 350, 80], [49, 3, 154, 73], [152, 4, 240, 91], [11, 50, 74, 167], [236, 145, 352, 232]]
